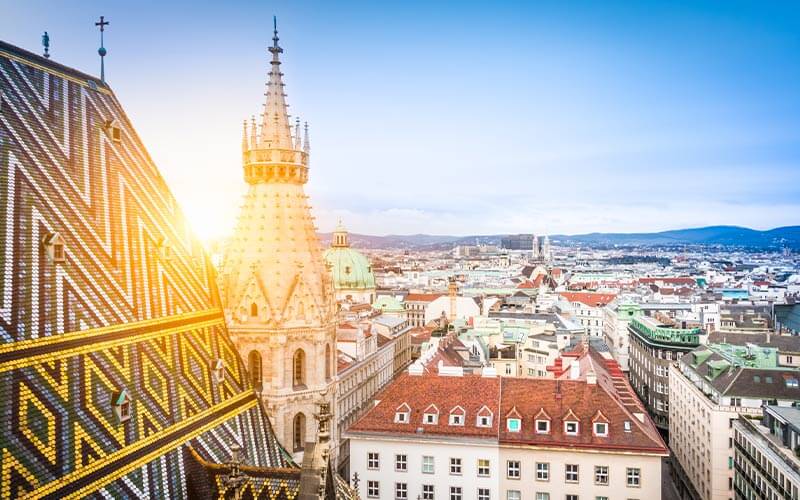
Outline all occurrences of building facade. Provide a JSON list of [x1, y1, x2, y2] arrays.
[[347, 354, 668, 500], [558, 292, 617, 337], [603, 301, 642, 372], [669, 344, 800, 500], [628, 316, 703, 431], [733, 407, 800, 500], [218, 28, 336, 454]]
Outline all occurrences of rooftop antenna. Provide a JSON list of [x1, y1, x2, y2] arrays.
[[41, 31, 50, 59], [95, 16, 109, 82]]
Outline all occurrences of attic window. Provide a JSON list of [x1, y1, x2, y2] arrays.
[[623, 420, 632, 432], [423, 405, 439, 425], [42, 232, 66, 264], [507, 418, 521, 432], [395, 403, 411, 424], [213, 359, 225, 384], [593, 422, 608, 437], [449, 407, 465, 426], [564, 421, 579, 436], [535, 419, 550, 434], [105, 119, 122, 143], [112, 388, 132, 423]]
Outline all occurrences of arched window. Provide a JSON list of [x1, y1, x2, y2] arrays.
[[325, 344, 332, 381], [293, 412, 306, 452], [250, 303, 258, 317], [248, 350, 262, 391], [293, 349, 306, 388]]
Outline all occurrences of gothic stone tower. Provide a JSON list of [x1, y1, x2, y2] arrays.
[[219, 23, 336, 456]]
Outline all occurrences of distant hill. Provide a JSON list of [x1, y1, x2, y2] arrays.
[[554, 225, 800, 248], [318, 225, 800, 250]]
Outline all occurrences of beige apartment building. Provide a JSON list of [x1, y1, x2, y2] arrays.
[[669, 343, 800, 500]]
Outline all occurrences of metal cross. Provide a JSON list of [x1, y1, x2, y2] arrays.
[[95, 16, 109, 82], [95, 16, 109, 32]]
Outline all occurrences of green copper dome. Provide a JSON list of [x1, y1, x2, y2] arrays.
[[323, 221, 376, 291]]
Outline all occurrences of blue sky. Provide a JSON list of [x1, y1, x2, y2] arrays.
[[3, 0, 800, 239]]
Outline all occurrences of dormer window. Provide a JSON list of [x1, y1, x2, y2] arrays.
[[536, 419, 550, 434], [476, 406, 493, 427], [593, 422, 608, 437], [423, 404, 439, 425], [112, 388, 132, 423], [213, 359, 225, 384], [505, 406, 522, 432], [105, 119, 122, 143], [534, 408, 551, 434], [41, 232, 66, 264], [592, 411, 609, 437], [449, 406, 465, 426], [564, 421, 579, 435], [395, 403, 411, 424]]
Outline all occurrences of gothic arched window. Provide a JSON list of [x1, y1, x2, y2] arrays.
[[250, 303, 258, 317], [248, 350, 262, 391], [325, 344, 332, 381], [293, 412, 306, 452], [293, 349, 306, 388]]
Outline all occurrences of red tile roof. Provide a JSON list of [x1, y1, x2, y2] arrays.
[[558, 291, 618, 308], [349, 359, 667, 455], [348, 372, 501, 438], [405, 293, 445, 302]]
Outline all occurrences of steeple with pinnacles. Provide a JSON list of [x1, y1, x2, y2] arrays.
[[220, 18, 337, 458]]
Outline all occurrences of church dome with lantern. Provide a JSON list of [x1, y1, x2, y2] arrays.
[[323, 221, 376, 303]]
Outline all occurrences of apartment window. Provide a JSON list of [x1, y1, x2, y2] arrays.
[[535, 494, 550, 500], [594, 422, 608, 437], [536, 420, 550, 434], [596, 497, 608, 500], [478, 488, 490, 500], [478, 458, 491, 477], [422, 455, 435, 474], [507, 418, 521, 432], [395, 454, 407, 472], [566, 464, 579, 482], [594, 465, 609, 485], [565, 421, 579, 435], [566, 495, 578, 500], [507, 491, 521, 500], [536, 462, 550, 481], [422, 484, 435, 500], [367, 480, 379, 498], [450, 486, 462, 500], [390, 480, 409, 500], [505, 364, 512, 375], [450, 457, 462, 475], [627, 468, 641, 487], [367, 452, 379, 470], [507, 460, 521, 479]]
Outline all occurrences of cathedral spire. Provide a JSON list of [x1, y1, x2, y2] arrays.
[[303, 121, 310, 153], [259, 16, 294, 150]]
